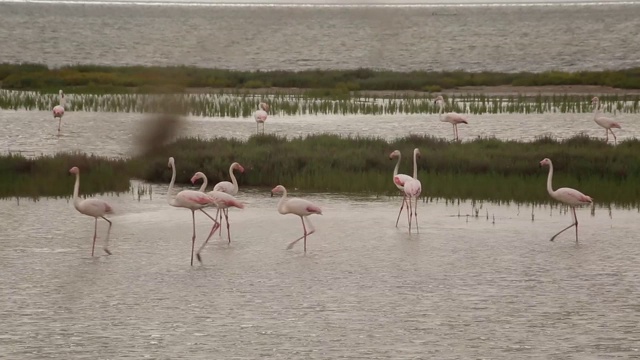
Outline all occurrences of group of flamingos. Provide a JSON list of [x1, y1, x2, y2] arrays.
[[52, 90, 621, 143], [60, 91, 615, 264]]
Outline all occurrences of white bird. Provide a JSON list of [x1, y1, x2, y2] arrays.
[[539, 158, 593, 242], [435, 95, 468, 141], [212, 162, 245, 238], [402, 149, 422, 233], [271, 185, 322, 252], [69, 166, 114, 256], [591, 97, 621, 144], [53, 89, 66, 134], [389, 148, 420, 227], [254, 102, 270, 135]]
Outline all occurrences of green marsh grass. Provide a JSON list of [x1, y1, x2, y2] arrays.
[[0, 152, 134, 199], [2, 63, 640, 91], [3, 134, 640, 205], [1, 89, 638, 116]]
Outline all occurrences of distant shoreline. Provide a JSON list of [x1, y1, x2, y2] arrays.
[[1, 63, 639, 96]]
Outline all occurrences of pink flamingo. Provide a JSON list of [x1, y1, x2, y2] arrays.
[[212, 162, 245, 238], [540, 158, 593, 242], [591, 97, 621, 144], [254, 102, 269, 135], [271, 185, 322, 252], [167, 157, 220, 266], [389, 149, 419, 227], [53, 90, 65, 134], [190, 172, 245, 251], [402, 149, 422, 233], [435, 95, 468, 141], [69, 166, 114, 256]]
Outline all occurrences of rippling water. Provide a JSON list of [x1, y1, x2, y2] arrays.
[[1, 1, 639, 72], [0, 109, 635, 158], [1, 186, 639, 358]]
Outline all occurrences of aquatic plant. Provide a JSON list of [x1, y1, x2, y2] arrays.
[[2, 63, 640, 92], [0, 152, 134, 199], [3, 134, 640, 205], [0, 89, 638, 116]]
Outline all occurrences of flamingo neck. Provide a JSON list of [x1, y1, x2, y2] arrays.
[[276, 188, 288, 214], [546, 162, 555, 197], [72, 172, 81, 210], [392, 153, 401, 177], [59, 93, 66, 107], [412, 150, 418, 179], [167, 163, 176, 206], [198, 173, 208, 192], [593, 101, 600, 119], [229, 165, 238, 192], [438, 102, 445, 121]]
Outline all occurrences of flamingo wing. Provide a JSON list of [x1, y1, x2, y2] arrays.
[[206, 190, 245, 209], [287, 198, 322, 216], [595, 116, 621, 129], [555, 187, 593, 206], [403, 179, 422, 197], [213, 181, 235, 194], [254, 110, 268, 122], [78, 198, 113, 217], [394, 174, 413, 188], [445, 112, 468, 124]]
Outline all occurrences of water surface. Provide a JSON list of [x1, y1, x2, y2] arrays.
[[1, 187, 639, 358]]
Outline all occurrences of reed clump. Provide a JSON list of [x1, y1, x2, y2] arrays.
[[0, 152, 134, 199], [2, 63, 640, 92], [3, 134, 640, 205]]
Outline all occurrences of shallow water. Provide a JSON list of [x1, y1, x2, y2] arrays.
[[1, 186, 639, 358], [1, 2, 640, 72], [1, 109, 636, 157]]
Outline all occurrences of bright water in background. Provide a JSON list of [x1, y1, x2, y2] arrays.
[[1, 186, 640, 358], [0, 1, 639, 72]]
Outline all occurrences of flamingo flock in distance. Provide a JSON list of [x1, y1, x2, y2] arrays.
[[60, 90, 611, 263]]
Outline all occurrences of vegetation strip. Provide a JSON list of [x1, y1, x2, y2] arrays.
[[2, 134, 639, 206]]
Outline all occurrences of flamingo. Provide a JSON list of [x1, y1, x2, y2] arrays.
[[190, 172, 245, 251], [435, 95, 468, 141], [389, 149, 419, 227], [539, 158, 593, 242], [591, 97, 621, 144], [53, 89, 66, 134], [69, 166, 114, 256], [402, 149, 422, 233], [212, 162, 245, 238], [271, 185, 322, 252], [167, 157, 221, 266], [254, 102, 269, 135]]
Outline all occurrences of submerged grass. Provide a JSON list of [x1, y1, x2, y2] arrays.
[[2, 63, 640, 92], [0, 152, 134, 199], [3, 134, 640, 205]]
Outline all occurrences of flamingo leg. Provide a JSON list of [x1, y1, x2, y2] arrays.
[[414, 196, 419, 234], [407, 196, 413, 233], [101, 216, 112, 255], [190, 210, 196, 266], [58, 118, 62, 133], [286, 217, 315, 251], [196, 209, 222, 263], [256, 122, 259, 135], [452, 124, 456, 141], [218, 209, 224, 238], [223, 208, 231, 244], [550, 206, 578, 242], [91, 217, 98, 257], [395, 194, 407, 227], [609, 129, 617, 145], [605, 128, 609, 142]]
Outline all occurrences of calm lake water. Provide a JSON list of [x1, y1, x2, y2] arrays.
[[1, 2, 640, 72], [1, 186, 639, 358], [0, 109, 636, 157]]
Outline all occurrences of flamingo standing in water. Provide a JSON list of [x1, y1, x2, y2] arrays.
[[254, 102, 269, 135], [271, 185, 322, 252], [167, 157, 220, 266], [435, 95, 468, 141], [389, 149, 419, 227], [212, 162, 245, 238], [53, 90, 66, 134], [190, 172, 245, 251], [402, 149, 422, 233], [69, 166, 114, 256], [591, 97, 621, 144], [539, 158, 593, 242]]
